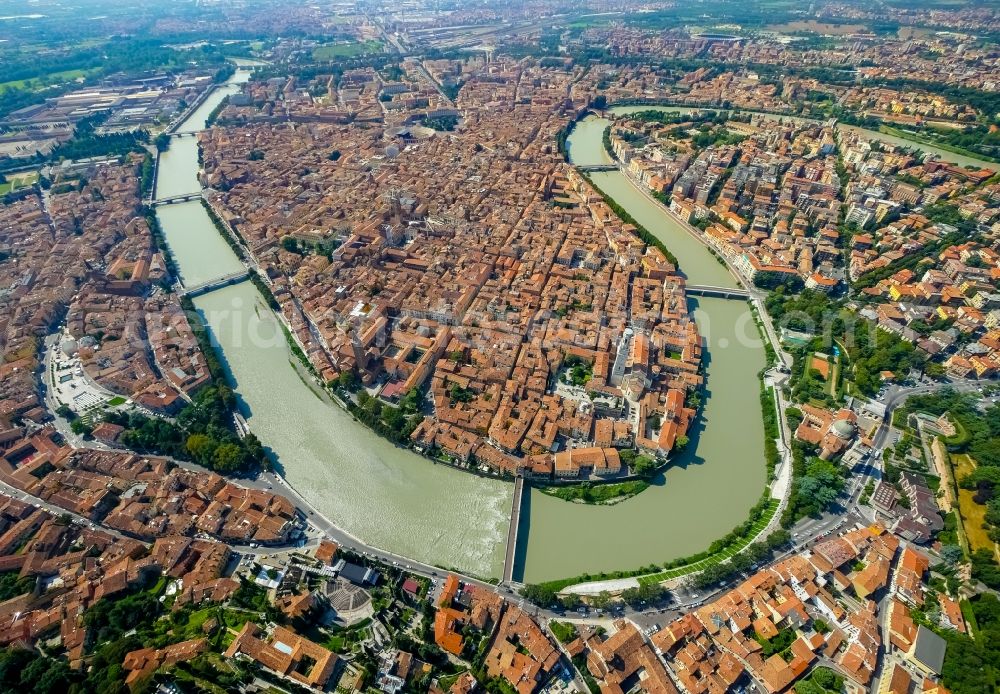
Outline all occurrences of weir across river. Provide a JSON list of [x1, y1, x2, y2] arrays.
[[502, 476, 524, 584]]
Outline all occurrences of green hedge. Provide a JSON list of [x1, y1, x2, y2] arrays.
[[198, 199, 280, 311], [199, 199, 247, 260], [205, 95, 230, 128], [760, 386, 780, 480]]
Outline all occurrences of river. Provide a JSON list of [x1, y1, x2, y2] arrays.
[[153, 74, 769, 585], [193, 283, 512, 577], [154, 74, 255, 288], [511, 115, 768, 583], [154, 70, 511, 579]]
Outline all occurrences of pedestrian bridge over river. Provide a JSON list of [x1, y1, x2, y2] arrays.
[[151, 192, 203, 207], [178, 271, 250, 299], [685, 284, 751, 299]]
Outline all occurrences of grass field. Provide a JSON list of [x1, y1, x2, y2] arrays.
[[13, 171, 38, 186], [827, 357, 841, 396], [767, 20, 865, 35], [960, 598, 980, 639], [0, 68, 95, 93], [953, 454, 998, 554], [0, 171, 39, 195], [312, 40, 381, 61], [566, 15, 618, 30]]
